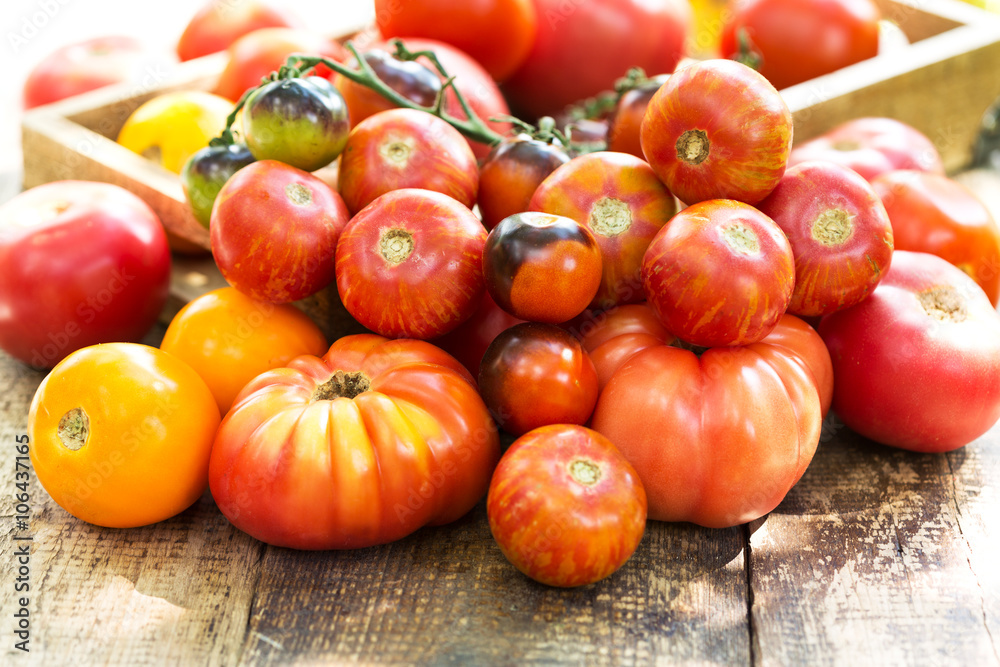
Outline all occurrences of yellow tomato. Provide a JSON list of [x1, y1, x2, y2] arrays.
[[117, 90, 233, 174], [688, 0, 729, 57], [27, 343, 221, 528], [160, 287, 328, 414], [961, 0, 1000, 11]]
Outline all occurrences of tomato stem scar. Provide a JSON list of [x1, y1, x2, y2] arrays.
[[380, 228, 415, 265], [722, 222, 760, 254], [57, 407, 89, 451], [918, 285, 968, 323], [569, 459, 601, 486], [589, 197, 632, 237], [312, 370, 372, 401], [676, 129, 709, 165], [285, 183, 312, 206], [811, 208, 854, 246]]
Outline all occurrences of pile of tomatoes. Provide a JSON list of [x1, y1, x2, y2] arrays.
[[7, 0, 1000, 590]]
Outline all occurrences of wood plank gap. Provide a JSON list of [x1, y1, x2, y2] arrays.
[[743, 522, 758, 667], [236, 541, 269, 664]]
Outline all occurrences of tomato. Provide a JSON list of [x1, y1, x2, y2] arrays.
[[641, 59, 792, 206], [483, 212, 603, 324], [337, 108, 479, 215], [591, 314, 829, 526], [529, 152, 677, 310], [336, 189, 487, 339], [210, 333, 500, 549], [606, 74, 669, 158], [0, 181, 170, 368], [375, 0, 537, 82], [719, 0, 880, 90], [334, 48, 443, 127], [27, 343, 220, 528], [160, 287, 327, 414], [641, 199, 795, 347], [756, 161, 894, 316], [487, 424, 646, 587], [577, 303, 676, 391], [479, 322, 599, 436], [477, 133, 570, 231], [214, 28, 347, 102], [181, 143, 256, 228], [503, 0, 690, 120], [819, 251, 1000, 452], [116, 91, 233, 175], [22, 36, 169, 109], [210, 160, 350, 304], [431, 291, 525, 377], [871, 170, 1000, 306], [176, 0, 300, 61], [788, 117, 945, 182], [241, 76, 349, 172]]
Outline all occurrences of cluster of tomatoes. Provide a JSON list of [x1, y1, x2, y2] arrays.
[[8, 0, 1000, 590]]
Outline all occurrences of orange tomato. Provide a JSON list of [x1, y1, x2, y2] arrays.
[[160, 287, 328, 414], [27, 343, 221, 528]]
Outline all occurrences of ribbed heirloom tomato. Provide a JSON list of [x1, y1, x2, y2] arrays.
[[209, 334, 501, 549]]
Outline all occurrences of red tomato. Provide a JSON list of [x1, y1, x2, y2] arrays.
[[0, 181, 170, 368], [756, 161, 895, 316], [22, 36, 168, 109], [337, 108, 479, 215], [871, 170, 1000, 306], [640, 59, 793, 205], [209, 333, 501, 549], [719, 0, 880, 90], [210, 160, 350, 304], [788, 117, 945, 182], [641, 199, 795, 347], [479, 323, 599, 436], [176, 0, 299, 61], [503, 0, 690, 120], [606, 74, 669, 158], [432, 291, 525, 377], [336, 189, 487, 339], [577, 303, 676, 391], [819, 251, 1000, 452], [529, 152, 677, 310], [214, 28, 347, 102], [483, 212, 603, 324], [477, 134, 570, 230], [375, 0, 537, 82], [591, 314, 830, 526], [487, 424, 647, 588]]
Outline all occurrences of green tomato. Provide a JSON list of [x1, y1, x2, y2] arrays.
[[180, 143, 256, 228]]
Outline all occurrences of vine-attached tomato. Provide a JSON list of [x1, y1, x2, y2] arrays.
[[576, 303, 676, 391], [756, 160, 894, 316], [641, 59, 793, 206], [591, 314, 830, 526], [871, 170, 1000, 306], [788, 117, 945, 182], [641, 199, 795, 347], [719, 0, 881, 90], [176, 0, 300, 61], [431, 291, 525, 378], [487, 424, 647, 588], [334, 48, 443, 128], [337, 108, 479, 215], [479, 322, 599, 436], [241, 76, 349, 172], [181, 143, 256, 228], [819, 251, 1000, 452], [606, 74, 669, 158], [209, 333, 501, 549], [529, 152, 677, 310], [0, 181, 171, 368], [336, 189, 487, 339], [160, 287, 327, 414], [210, 160, 350, 304], [483, 212, 603, 324], [27, 343, 221, 528], [477, 133, 571, 231], [375, 0, 537, 82]]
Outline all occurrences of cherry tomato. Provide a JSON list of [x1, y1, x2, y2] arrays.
[[160, 287, 327, 414], [241, 76, 349, 172], [27, 343, 221, 528], [431, 291, 525, 377], [819, 251, 1000, 452], [606, 74, 669, 158], [529, 152, 677, 310], [209, 333, 501, 549], [756, 161, 894, 316], [210, 160, 350, 303], [334, 48, 443, 127], [176, 0, 300, 61], [181, 143, 256, 228], [788, 117, 945, 181], [640, 59, 793, 206], [577, 303, 676, 390], [871, 170, 1000, 306], [336, 189, 487, 339], [338, 108, 479, 215], [487, 424, 647, 588], [479, 322, 599, 436], [503, 0, 690, 120], [484, 212, 603, 324], [720, 0, 881, 90], [0, 181, 171, 368], [477, 133, 571, 231]]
